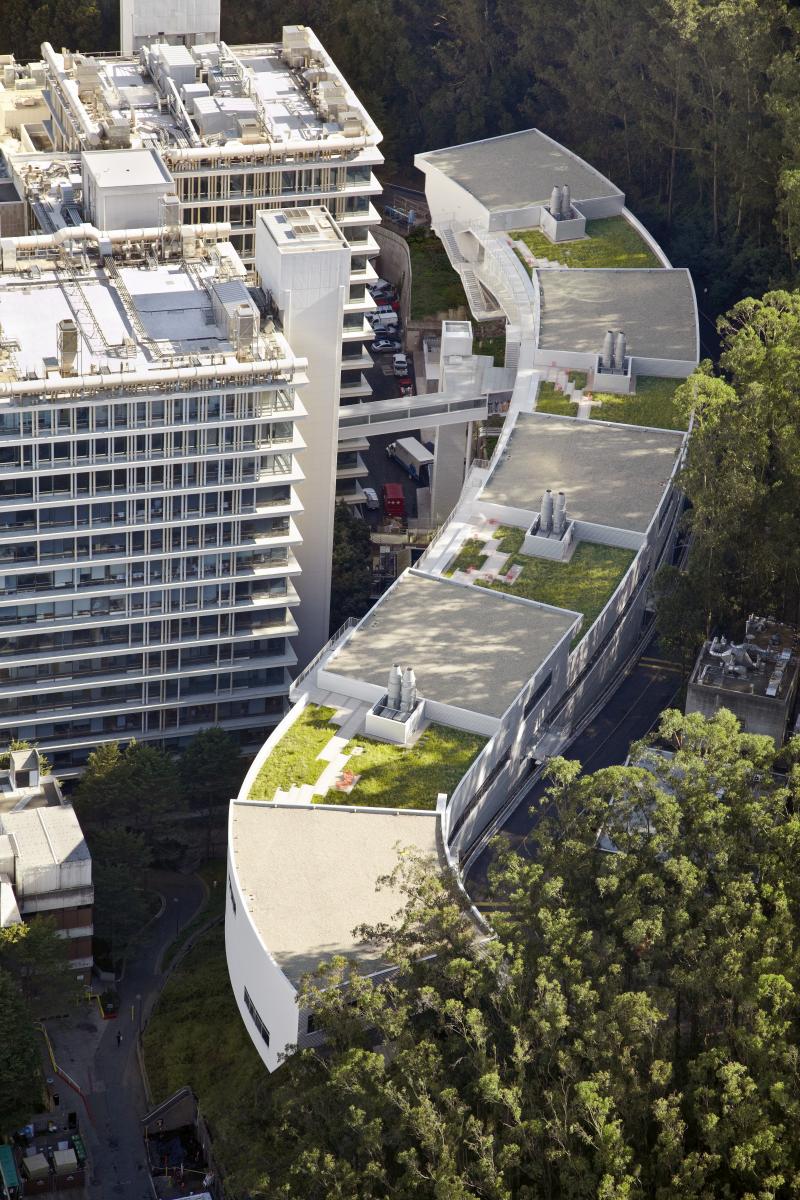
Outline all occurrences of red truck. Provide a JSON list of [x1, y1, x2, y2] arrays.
[[382, 482, 405, 519]]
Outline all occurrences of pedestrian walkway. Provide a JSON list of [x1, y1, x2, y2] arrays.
[[42, 871, 206, 1199]]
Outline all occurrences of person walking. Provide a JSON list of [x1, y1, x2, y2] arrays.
[[116, 1031, 123, 1048]]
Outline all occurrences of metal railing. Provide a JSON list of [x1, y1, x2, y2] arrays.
[[290, 616, 358, 695]]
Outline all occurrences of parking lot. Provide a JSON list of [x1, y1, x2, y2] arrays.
[[356, 277, 428, 524]]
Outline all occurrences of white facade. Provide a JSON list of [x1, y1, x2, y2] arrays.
[[255, 208, 351, 663], [81, 148, 175, 230], [120, 0, 220, 55], [0, 223, 306, 774], [226, 129, 699, 1073]]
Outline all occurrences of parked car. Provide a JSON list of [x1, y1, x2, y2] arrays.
[[368, 278, 395, 296], [362, 486, 380, 510], [392, 353, 409, 376], [372, 337, 402, 353], [398, 377, 414, 397]]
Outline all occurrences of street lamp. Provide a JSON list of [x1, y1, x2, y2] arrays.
[[172, 896, 180, 937]]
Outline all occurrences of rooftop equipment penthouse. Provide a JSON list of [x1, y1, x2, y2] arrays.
[[0, 217, 307, 774], [686, 616, 800, 745]]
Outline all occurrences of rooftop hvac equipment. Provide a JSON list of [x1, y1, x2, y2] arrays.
[[161, 193, 180, 228], [601, 330, 614, 370], [549, 185, 561, 217], [540, 487, 554, 534], [387, 663, 402, 709], [233, 303, 256, 361], [561, 183, 571, 216], [400, 666, 417, 713], [57, 318, 78, 376], [552, 490, 567, 536]]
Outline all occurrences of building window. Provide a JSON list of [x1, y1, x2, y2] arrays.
[[228, 873, 237, 915], [244, 987, 270, 1046]]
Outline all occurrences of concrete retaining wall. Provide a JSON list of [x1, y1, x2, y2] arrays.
[[374, 226, 412, 330]]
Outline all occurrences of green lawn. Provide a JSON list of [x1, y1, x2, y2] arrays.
[[249, 705, 336, 799], [514, 217, 661, 270], [144, 926, 271, 1197], [408, 231, 469, 319], [322, 723, 486, 810], [494, 525, 525, 555], [444, 537, 489, 576], [474, 335, 506, 365], [478, 542, 635, 635], [569, 369, 588, 389], [590, 376, 688, 430], [536, 382, 579, 416]]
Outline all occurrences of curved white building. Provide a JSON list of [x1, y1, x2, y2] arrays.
[[227, 128, 700, 1070]]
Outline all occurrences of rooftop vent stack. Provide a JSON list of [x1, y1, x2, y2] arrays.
[[387, 663, 402, 709], [553, 490, 567, 535], [602, 330, 614, 370], [400, 666, 417, 713], [541, 488, 554, 534], [614, 330, 626, 369], [549, 185, 561, 217], [57, 318, 78, 376], [561, 184, 571, 217]]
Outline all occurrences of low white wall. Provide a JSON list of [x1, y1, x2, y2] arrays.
[[571, 521, 645, 552], [521, 523, 574, 561], [630, 355, 696, 379], [533, 348, 597, 374], [540, 207, 586, 243]]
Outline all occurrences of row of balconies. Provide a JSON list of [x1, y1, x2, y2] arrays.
[[0, 667, 292, 724], [0, 550, 301, 603], [0, 612, 299, 669], [0, 580, 300, 638], [0, 642, 296, 695], [17, 694, 288, 760]]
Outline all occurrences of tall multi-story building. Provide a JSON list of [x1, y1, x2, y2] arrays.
[[0, 218, 306, 774], [31, 22, 384, 650]]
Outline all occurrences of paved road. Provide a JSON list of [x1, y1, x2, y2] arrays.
[[467, 642, 683, 897], [44, 871, 206, 1199]]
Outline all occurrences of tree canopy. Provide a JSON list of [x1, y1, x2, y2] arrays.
[[657, 286, 800, 653], [237, 710, 800, 1199], [330, 502, 373, 632], [0, 970, 42, 1133]]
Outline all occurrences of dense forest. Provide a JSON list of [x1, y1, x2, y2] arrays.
[[188, 710, 800, 1198], [5, 0, 800, 320]]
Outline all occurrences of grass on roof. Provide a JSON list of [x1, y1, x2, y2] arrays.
[[478, 542, 635, 637], [444, 537, 489, 576], [249, 705, 336, 800], [514, 216, 661, 270], [590, 376, 687, 431], [408, 231, 469, 319], [494, 525, 525, 555], [321, 723, 486, 810], [536, 381, 579, 416]]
